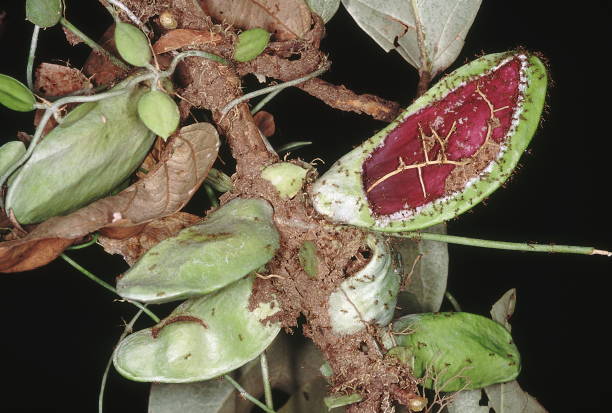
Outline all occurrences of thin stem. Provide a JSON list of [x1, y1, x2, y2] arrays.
[[67, 233, 100, 250], [27, 25, 40, 90], [59, 17, 129, 70], [223, 375, 276, 413], [161, 50, 229, 77], [251, 88, 283, 114], [60, 254, 160, 323], [444, 291, 462, 312], [99, 306, 147, 413], [103, 0, 150, 34], [394, 232, 611, 256], [221, 63, 331, 116], [276, 141, 313, 154], [416, 71, 431, 98], [260, 352, 274, 410]]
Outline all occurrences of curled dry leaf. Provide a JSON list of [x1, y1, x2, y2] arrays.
[[152, 29, 224, 55], [253, 110, 275, 137], [98, 212, 200, 265], [201, 0, 312, 41], [0, 123, 219, 273], [35, 63, 92, 97]]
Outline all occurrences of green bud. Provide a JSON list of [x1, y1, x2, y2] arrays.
[[137, 90, 180, 140], [204, 168, 232, 193], [113, 275, 281, 383], [234, 28, 270, 62], [117, 198, 280, 303], [391, 312, 521, 391], [0, 74, 36, 112], [115, 22, 152, 67], [261, 162, 308, 199], [26, 0, 62, 28]]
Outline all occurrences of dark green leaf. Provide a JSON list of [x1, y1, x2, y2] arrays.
[[0, 74, 36, 112], [138, 90, 180, 140], [115, 22, 152, 67], [25, 0, 62, 28], [234, 28, 270, 62]]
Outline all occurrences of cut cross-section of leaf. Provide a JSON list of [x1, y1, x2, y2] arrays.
[[113, 275, 281, 383], [311, 51, 547, 232], [116, 198, 280, 303]]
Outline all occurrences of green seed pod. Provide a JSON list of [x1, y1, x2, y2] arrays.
[[25, 0, 62, 28], [113, 275, 281, 383], [234, 28, 271, 62], [0, 141, 26, 178], [311, 51, 547, 232], [204, 168, 233, 193], [0, 74, 36, 112], [5, 84, 154, 224], [137, 90, 180, 140], [390, 312, 521, 391], [115, 22, 152, 67], [117, 198, 280, 303], [328, 235, 400, 335], [261, 162, 308, 199]]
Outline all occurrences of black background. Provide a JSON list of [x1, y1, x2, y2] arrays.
[[1, 1, 611, 412]]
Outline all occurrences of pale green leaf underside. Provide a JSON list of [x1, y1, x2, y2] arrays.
[[342, 0, 482, 76]]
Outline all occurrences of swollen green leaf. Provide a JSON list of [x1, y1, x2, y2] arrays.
[[311, 52, 547, 232], [391, 312, 521, 391], [117, 198, 280, 303], [261, 162, 308, 199], [342, 0, 481, 77], [138, 90, 180, 140], [234, 28, 270, 62], [26, 0, 62, 28], [114, 275, 281, 383], [115, 22, 152, 67], [0, 74, 36, 112], [0, 141, 26, 178], [5, 84, 154, 224], [328, 235, 400, 335]]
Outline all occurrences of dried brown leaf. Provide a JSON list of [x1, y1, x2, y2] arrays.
[[63, 26, 82, 45], [35, 63, 92, 97], [201, 0, 312, 41], [83, 25, 128, 86], [98, 212, 200, 265], [152, 29, 224, 54], [0, 123, 219, 273], [253, 110, 275, 137]]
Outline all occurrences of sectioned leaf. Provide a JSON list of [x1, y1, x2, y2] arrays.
[[0, 141, 26, 178], [5, 84, 155, 224], [116, 198, 280, 303], [113, 275, 281, 383], [26, 0, 62, 28], [234, 28, 271, 62], [115, 22, 152, 67], [342, 0, 481, 77], [391, 312, 520, 391], [138, 90, 180, 140], [311, 51, 547, 232], [0, 74, 36, 112]]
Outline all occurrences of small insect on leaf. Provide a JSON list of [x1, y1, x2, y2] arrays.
[[137, 90, 180, 140], [115, 22, 152, 67], [25, 0, 62, 28], [0, 74, 36, 112], [234, 28, 271, 62]]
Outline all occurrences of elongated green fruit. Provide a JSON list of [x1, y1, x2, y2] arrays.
[[390, 312, 520, 391], [0, 141, 26, 178], [5, 84, 154, 224], [234, 28, 270, 62], [311, 51, 547, 232], [26, 0, 62, 28], [328, 234, 400, 335], [113, 275, 281, 383], [116, 198, 280, 304], [115, 22, 151, 67], [0, 74, 36, 112]]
